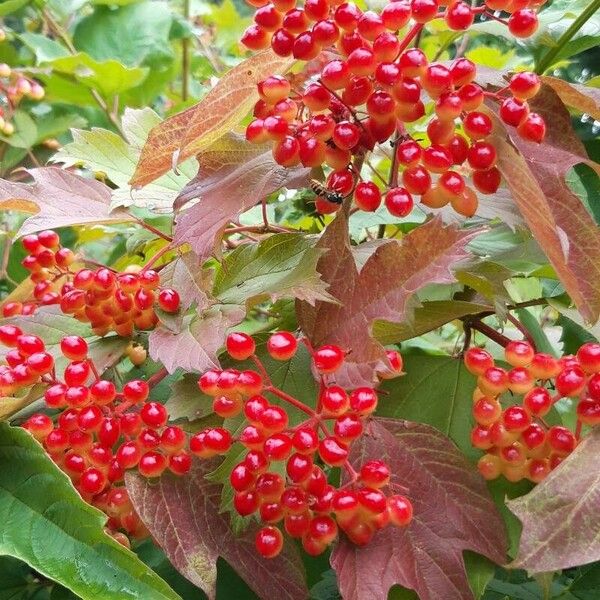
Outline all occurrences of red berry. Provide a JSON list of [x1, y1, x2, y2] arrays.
[[556, 366, 586, 397], [313, 344, 345, 373], [547, 426, 576, 456], [139, 451, 167, 478], [388, 494, 413, 526], [234, 490, 258, 516], [141, 402, 168, 428], [382, 187, 412, 218], [354, 181, 382, 211], [464, 347, 494, 375], [226, 332, 256, 361], [523, 387, 553, 417], [517, 113, 546, 143], [321, 385, 349, 416], [255, 526, 283, 558], [318, 436, 349, 466], [123, 380, 149, 403], [502, 405, 531, 433], [509, 72, 540, 100], [508, 9, 538, 38], [80, 468, 107, 495], [360, 460, 390, 488], [349, 387, 378, 415], [577, 342, 600, 373], [60, 336, 88, 361], [158, 289, 180, 313]]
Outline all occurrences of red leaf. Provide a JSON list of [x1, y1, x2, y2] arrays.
[[130, 51, 294, 188], [297, 212, 478, 387], [126, 461, 308, 600], [507, 427, 600, 573], [541, 76, 600, 121], [331, 418, 507, 600], [158, 253, 213, 312], [490, 83, 600, 322], [173, 133, 309, 261], [0, 168, 132, 236], [148, 307, 244, 374]]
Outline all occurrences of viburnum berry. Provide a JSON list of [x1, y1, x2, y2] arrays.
[[313, 344, 345, 373], [255, 526, 284, 558]]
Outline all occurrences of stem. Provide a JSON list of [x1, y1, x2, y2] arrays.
[[462, 316, 511, 348], [266, 385, 317, 419], [506, 312, 537, 352], [141, 243, 175, 272], [182, 0, 191, 101], [536, 0, 600, 74], [134, 217, 173, 242], [395, 23, 424, 58], [147, 367, 169, 388], [575, 419, 582, 440]]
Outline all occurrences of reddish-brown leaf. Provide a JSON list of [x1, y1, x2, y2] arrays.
[[541, 76, 600, 120], [0, 168, 132, 236], [507, 427, 600, 573], [297, 213, 478, 387], [173, 133, 309, 261], [148, 306, 244, 374], [331, 418, 507, 600], [130, 51, 294, 187], [490, 84, 600, 322], [126, 461, 308, 600], [158, 252, 213, 312]]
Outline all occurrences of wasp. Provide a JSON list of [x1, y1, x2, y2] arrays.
[[310, 179, 345, 204]]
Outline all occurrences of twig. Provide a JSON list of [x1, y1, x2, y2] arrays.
[[506, 312, 537, 352]]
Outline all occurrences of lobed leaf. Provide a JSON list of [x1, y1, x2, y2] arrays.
[[213, 233, 334, 306], [159, 253, 213, 312], [173, 133, 309, 262], [148, 307, 244, 374], [52, 108, 198, 211], [297, 212, 478, 387], [130, 51, 295, 187], [508, 427, 600, 573], [0, 167, 132, 237], [376, 355, 480, 459], [330, 418, 507, 600], [0, 423, 179, 600], [126, 460, 308, 600]]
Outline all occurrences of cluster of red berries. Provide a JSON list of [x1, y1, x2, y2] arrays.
[[0, 62, 44, 137], [2, 230, 181, 336], [192, 331, 411, 558], [242, 0, 546, 218], [465, 340, 600, 484], [0, 324, 192, 545]]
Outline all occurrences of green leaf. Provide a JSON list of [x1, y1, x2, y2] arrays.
[[465, 552, 496, 599], [73, 2, 174, 69], [0, 423, 180, 600], [377, 354, 478, 459], [52, 108, 197, 211], [0, 111, 37, 149], [567, 163, 600, 226], [0, 556, 35, 599], [20, 32, 70, 62], [213, 233, 335, 306], [0, 0, 30, 16], [373, 300, 491, 344], [44, 53, 148, 98]]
